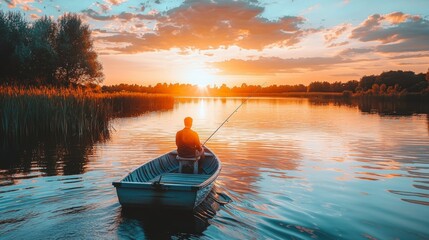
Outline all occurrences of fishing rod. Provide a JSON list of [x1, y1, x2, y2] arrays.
[[203, 82, 267, 146]]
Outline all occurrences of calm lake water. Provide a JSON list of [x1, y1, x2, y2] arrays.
[[1, 97, 429, 239]]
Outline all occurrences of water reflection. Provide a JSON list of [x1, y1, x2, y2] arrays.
[[1, 97, 429, 239], [306, 98, 429, 207], [117, 187, 225, 239], [0, 136, 100, 187], [211, 141, 301, 195], [309, 97, 429, 116], [0, 104, 174, 186]]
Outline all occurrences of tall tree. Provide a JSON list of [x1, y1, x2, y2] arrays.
[[359, 75, 376, 91], [55, 13, 103, 85], [30, 16, 58, 84], [0, 11, 30, 83]]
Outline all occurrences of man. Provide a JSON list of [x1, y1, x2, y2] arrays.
[[176, 117, 204, 158]]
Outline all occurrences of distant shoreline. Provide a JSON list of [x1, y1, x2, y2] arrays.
[[172, 92, 343, 98], [169, 92, 429, 100]]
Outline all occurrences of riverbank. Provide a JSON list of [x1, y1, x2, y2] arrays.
[[170, 91, 429, 101], [0, 86, 174, 147], [189, 92, 344, 98]]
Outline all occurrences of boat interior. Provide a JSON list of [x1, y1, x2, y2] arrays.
[[122, 150, 219, 186]]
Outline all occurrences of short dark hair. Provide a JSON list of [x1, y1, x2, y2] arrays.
[[184, 117, 193, 127]]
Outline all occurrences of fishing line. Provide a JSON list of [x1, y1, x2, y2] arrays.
[[203, 82, 267, 145]]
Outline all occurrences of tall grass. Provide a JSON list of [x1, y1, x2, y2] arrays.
[[108, 92, 174, 117], [0, 86, 174, 147]]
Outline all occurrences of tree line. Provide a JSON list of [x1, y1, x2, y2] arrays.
[[308, 70, 428, 94], [102, 83, 307, 95], [0, 11, 103, 86], [103, 70, 429, 95]]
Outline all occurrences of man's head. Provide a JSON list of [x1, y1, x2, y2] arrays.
[[184, 117, 193, 128]]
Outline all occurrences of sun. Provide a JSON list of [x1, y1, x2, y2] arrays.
[[184, 67, 216, 88]]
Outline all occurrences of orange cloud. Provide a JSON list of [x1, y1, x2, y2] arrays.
[[338, 48, 372, 57], [384, 12, 418, 24], [30, 13, 39, 19], [21, 3, 40, 12], [106, 0, 126, 6], [5, 0, 35, 10], [211, 56, 365, 75], [324, 24, 349, 43], [91, 0, 307, 53]]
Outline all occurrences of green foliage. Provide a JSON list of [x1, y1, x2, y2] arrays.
[[0, 11, 30, 83], [359, 75, 376, 90], [0, 11, 103, 86], [358, 70, 427, 93], [30, 16, 58, 84], [307, 80, 358, 93], [307, 81, 331, 92], [55, 14, 103, 85]]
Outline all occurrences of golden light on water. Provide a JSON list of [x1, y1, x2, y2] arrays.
[[199, 99, 206, 117]]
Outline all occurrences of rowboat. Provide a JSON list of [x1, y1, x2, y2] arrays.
[[112, 147, 221, 210]]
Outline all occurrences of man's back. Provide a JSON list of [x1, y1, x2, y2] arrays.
[[176, 128, 201, 157]]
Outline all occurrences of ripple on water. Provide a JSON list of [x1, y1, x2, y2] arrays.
[[1, 98, 429, 239]]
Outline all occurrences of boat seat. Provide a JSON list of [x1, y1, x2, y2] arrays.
[[176, 155, 200, 161], [176, 154, 200, 174], [170, 149, 214, 157], [151, 173, 210, 186]]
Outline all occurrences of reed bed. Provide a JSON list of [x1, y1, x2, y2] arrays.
[[107, 92, 174, 117], [0, 86, 174, 147]]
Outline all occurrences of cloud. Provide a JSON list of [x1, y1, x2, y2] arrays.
[[94, 0, 307, 53], [350, 14, 385, 42], [377, 36, 429, 53], [350, 12, 429, 52], [384, 12, 419, 24], [30, 13, 39, 19], [4, 0, 36, 11], [21, 3, 41, 12], [325, 24, 349, 43], [338, 48, 372, 57], [82, 9, 114, 21], [97, 2, 111, 13], [302, 4, 320, 14], [82, 9, 156, 21], [129, 3, 145, 12], [211, 56, 362, 75], [331, 73, 360, 77], [388, 53, 429, 60], [106, 0, 127, 6], [327, 41, 349, 48]]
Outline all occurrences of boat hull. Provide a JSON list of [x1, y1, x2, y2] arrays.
[[116, 185, 198, 210], [113, 147, 221, 210]]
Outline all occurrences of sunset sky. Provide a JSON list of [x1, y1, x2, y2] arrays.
[[1, 0, 429, 86]]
